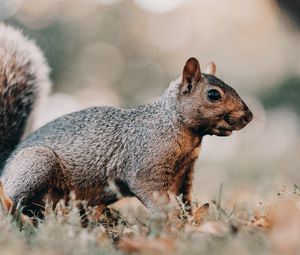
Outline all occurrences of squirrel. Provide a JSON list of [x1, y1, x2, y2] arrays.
[[0, 24, 253, 216]]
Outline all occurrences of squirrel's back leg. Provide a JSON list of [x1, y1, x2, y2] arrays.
[[2, 146, 69, 217]]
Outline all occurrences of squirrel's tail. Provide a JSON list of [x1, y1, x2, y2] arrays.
[[0, 24, 51, 170]]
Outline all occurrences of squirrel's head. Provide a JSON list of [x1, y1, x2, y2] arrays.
[[177, 57, 253, 136]]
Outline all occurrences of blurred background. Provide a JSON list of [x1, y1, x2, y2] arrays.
[[1, 0, 300, 207]]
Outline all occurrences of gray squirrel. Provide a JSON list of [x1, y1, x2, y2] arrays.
[[0, 24, 252, 216]]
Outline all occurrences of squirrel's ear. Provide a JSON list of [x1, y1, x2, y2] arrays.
[[205, 61, 216, 75], [181, 57, 201, 94]]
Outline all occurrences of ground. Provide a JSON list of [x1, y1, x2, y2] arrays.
[[1, 182, 300, 255]]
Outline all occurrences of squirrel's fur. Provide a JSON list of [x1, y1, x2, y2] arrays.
[[0, 24, 50, 170], [0, 24, 252, 215]]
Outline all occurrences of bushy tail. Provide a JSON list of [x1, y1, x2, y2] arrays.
[[0, 24, 51, 170]]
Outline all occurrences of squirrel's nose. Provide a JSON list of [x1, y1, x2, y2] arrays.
[[242, 110, 253, 125]]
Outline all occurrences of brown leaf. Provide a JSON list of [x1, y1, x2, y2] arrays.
[[0, 180, 13, 213], [269, 199, 300, 254], [193, 203, 209, 224], [0, 181, 32, 225], [251, 214, 272, 229], [118, 236, 176, 255]]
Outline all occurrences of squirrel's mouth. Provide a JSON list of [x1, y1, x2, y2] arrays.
[[210, 127, 233, 137], [203, 110, 253, 137]]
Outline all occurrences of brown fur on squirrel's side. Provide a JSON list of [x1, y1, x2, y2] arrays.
[[0, 24, 253, 217]]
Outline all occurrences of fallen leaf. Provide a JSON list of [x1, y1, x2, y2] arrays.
[[118, 236, 176, 254], [0, 181, 32, 225], [193, 203, 209, 224], [0, 181, 13, 213]]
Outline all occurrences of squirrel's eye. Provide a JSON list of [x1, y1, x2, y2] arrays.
[[207, 89, 221, 101]]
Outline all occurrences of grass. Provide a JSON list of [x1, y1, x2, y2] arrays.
[[1, 184, 300, 255]]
